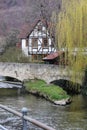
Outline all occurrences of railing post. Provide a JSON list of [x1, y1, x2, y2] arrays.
[[0, 104, 55, 130], [0, 125, 8, 130], [21, 107, 28, 130]]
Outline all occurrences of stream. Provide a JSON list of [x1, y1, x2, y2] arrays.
[[0, 94, 87, 130]]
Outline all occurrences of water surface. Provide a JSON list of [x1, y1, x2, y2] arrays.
[[0, 94, 87, 130]]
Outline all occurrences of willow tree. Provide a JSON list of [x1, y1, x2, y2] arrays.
[[56, 0, 87, 84]]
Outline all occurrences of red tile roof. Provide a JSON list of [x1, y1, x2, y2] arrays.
[[43, 51, 64, 60], [18, 19, 48, 39]]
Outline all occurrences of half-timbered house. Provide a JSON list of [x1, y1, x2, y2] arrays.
[[19, 19, 56, 61]]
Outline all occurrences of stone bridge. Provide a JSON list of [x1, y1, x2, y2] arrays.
[[0, 62, 81, 84]]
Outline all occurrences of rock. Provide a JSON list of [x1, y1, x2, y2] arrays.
[[54, 98, 71, 105]]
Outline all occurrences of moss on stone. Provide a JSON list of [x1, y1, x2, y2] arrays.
[[24, 79, 70, 102]]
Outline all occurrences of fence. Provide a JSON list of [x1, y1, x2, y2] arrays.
[[0, 104, 55, 130]]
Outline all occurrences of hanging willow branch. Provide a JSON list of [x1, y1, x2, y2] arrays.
[[56, 0, 87, 84]]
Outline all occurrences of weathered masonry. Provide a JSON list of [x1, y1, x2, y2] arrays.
[[0, 62, 81, 84]]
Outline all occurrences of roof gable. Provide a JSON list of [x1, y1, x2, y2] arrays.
[[19, 19, 48, 39]]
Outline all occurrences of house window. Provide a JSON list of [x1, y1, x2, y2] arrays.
[[32, 38, 38, 48], [42, 38, 48, 47], [38, 25, 42, 31]]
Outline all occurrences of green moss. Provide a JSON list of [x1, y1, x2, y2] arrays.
[[24, 79, 70, 101]]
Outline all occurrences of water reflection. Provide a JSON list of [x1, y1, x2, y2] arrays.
[[0, 94, 87, 130]]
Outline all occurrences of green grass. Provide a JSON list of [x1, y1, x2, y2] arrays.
[[24, 79, 69, 101], [0, 47, 31, 63]]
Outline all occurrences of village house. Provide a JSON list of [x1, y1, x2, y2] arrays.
[[18, 19, 56, 62]]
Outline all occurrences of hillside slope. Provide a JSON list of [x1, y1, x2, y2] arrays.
[[0, 0, 61, 35]]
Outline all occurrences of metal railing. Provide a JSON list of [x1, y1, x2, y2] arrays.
[[0, 104, 55, 130], [0, 125, 8, 130]]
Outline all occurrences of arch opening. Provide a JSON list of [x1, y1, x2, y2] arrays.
[[0, 76, 24, 95], [0, 75, 23, 89], [50, 79, 82, 95], [0, 75, 22, 82]]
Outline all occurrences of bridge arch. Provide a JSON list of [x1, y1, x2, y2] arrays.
[[0, 75, 22, 82], [50, 79, 82, 94], [0, 62, 82, 85]]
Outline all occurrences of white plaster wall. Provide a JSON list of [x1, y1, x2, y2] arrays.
[[38, 38, 42, 47], [22, 39, 26, 48], [48, 38, 51, 45], [21, 39, 28, 56]]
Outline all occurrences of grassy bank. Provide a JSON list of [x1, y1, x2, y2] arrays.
[[0, 47, 30, 62], [24, 79, 70, 102]]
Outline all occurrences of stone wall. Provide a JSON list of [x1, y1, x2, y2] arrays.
[[0, 62, 70, 83]]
